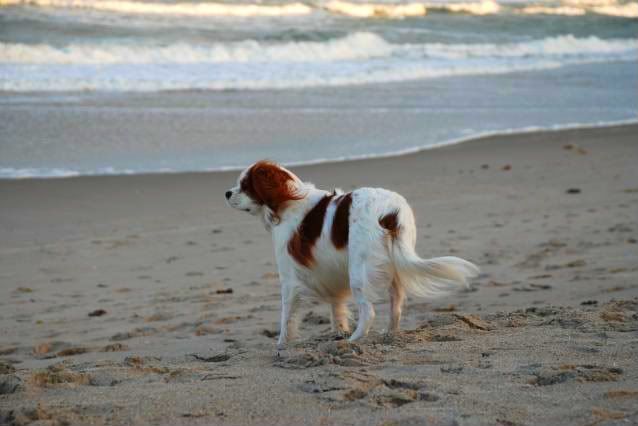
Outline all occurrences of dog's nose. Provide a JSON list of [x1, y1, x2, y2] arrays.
[[225, 191, 232, 200]]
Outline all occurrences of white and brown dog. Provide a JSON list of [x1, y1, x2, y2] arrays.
[[225, 160, 478, 348]]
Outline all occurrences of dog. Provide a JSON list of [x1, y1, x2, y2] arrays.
[[225, 160, 479, 348]]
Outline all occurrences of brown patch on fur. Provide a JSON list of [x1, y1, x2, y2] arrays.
[[288, 193, 335, 267], [241, 161, 303, 217], [239, 166, 260, 203], [331, 192, 352, 249], [379, 210, 400, 240]]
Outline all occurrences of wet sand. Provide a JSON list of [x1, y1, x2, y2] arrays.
[[1, 124, 637, 425]]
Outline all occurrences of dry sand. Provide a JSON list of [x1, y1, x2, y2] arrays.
[[0, 124, 637, 425]]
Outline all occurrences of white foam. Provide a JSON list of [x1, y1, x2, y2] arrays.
[[563, 0, 617, 6], [0, 59, 611, 92], [0, 0, 499, 19], [427, 0, 500, 15], [323, 1, 427, 18], [519, 0, 638, 17], [0, 0, 313, 17], [0, 0, 543, 19], [0, 167, 80, 178], [2, 0, 637, 19], [0, 35, 635, 91], [414, 35, 638, 59], [2, 34, 634, 66], [521, 5, 587, 15], [591, 3, 638, 17], [0, 32, 394, 64]]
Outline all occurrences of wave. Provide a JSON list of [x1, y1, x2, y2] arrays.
[[0, 34, 635, 91], [0, 0, 314, 17], [323, 1, 427, 17], [590, 3, 638, 17], [3, 0, 636, 19], [8, 0, 617, 19], [414, 35, 638, 59], [0, 62, 553, 92], [0, 167, 81, 178], [322, 0, 501, 19], [520, 3, 638, 17], [0, 33, 394, 64], [517, 0, 638, 18], [563, 0, 619, 6], [427, 0, 500, 15], [0, 57, 629, 92], [2, 33, 634, 65], [520, 5, 587, 15]]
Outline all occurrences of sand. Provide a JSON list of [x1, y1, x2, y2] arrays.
[[0, 124, 637, 425]]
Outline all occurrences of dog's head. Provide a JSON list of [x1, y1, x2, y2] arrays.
[[225, 160, 303, 221]]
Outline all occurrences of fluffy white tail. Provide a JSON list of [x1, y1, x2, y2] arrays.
[[389, 235, 480, 299]]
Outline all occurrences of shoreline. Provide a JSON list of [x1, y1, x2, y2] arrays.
[[1, 119, 637, 181]]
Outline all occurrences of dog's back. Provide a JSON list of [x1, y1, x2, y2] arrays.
[[288, 187, 407, 302]]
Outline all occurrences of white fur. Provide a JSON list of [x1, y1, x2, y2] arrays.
[[226, 163, 479, 348]]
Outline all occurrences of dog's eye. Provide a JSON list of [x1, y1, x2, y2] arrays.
[[240, 178, 249, 192]]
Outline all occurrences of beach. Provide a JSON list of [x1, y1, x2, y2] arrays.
[[1, 123, 637, 425]]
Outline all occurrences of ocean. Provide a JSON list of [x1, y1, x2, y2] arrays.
[[0, 0, 636, 178]]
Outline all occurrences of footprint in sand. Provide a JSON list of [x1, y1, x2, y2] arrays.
[[513, 283, 553, 292]]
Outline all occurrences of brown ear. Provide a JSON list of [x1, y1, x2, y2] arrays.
[[250, 161, 303, 214]]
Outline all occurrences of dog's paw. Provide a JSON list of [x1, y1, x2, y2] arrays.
[[348, 330, 368, 342], [334, 330, 351, 341]]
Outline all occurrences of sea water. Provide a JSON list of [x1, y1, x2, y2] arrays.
[[0, 0, 636, 177]]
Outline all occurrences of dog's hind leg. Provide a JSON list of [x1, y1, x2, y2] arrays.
[[331, 302, 351, 333], [347, 259, 377, 342], [389, 276, 405, 333]]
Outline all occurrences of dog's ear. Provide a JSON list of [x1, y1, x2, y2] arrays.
[[251, 161, 302, 217]]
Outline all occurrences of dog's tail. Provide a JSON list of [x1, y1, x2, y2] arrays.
[[380, 208, 479, 299]]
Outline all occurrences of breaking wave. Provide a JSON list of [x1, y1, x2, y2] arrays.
[[324, 1, 427, 17], [0, 32, 394, 64], [323, 0, 501, 17], [6, 0, 634, 19], [0, 0, 503, 19], [520, 2, 638, 17], [413, 34, 638, 59], [0, 0, 314, 17], [427, 0, 500, 15], [1, 33, 634, 66], [1, 33, 635, 91]]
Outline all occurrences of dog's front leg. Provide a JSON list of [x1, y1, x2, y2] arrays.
[[277, 284, 300, 350]]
